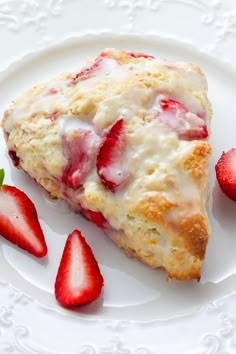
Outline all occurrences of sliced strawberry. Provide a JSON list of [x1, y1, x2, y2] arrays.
[[55, 229, 104, 307], [80, 206, 109, 229], [160, 98, 187, 113], [62, 130, 99, 189], [96, 119, 128, 191], [126, 51, 154, 59], [180, 124, 208, 141], [0, 169, 47, 257], [72, 56, 103, 84], [159, 98, 208, 140], [215, 148, 236, 202]]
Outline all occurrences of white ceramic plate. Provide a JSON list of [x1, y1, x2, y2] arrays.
[[1, 33, 236, 353]]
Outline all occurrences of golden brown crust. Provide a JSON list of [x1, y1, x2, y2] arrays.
[[178, 214, 209, 260], [132, 194, 176, 223], [183, 142, 212, 183]]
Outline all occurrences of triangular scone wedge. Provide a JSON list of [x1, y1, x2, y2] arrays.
[[1, 48, 212, 280]]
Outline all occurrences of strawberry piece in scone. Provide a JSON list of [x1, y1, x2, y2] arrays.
[[62, 130, 99, 189], [96, 119, 129, 192], [159, 98, 209, 140], [8, 150, 20, 168], [126, 51, 154, 59], [72, 56, 103, 84], [80, 206, 109, 229]]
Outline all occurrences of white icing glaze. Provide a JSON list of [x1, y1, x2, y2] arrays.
[[76, 57, 131, 89], [4, 79, 68, 131], [58, 115, 93, 134]]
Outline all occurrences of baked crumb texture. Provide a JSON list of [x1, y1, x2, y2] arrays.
[[1, 48, 212, 280]]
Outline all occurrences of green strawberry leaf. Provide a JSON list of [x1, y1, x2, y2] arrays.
[[0, 169, 5, 187]]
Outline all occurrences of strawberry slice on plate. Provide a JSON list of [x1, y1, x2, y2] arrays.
[[55, 229, 104, 307], [96, 118, 129, 191], [0, 169, 47, 257], [215, 148, 236, 201]]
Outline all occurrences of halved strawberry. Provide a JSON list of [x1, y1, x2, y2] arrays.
[[159, 98, 208, 140], [62, 130, 99, 189], [96, 119, 128, 191], [0, 169, 47, 257], [55, 229, 104, 307], [215, 148, 236, 201]]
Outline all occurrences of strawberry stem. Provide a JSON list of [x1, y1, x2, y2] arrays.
[[0, 169, 5, 187]]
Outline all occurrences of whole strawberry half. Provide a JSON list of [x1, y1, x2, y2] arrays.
[[215, 148, 236, 201], [55, 229, 104, 307], [96, 118, 129, 191], [0, 169, 47, 257]]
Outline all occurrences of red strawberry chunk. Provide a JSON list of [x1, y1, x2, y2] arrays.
[[96, 119, 129, 191], [159, 98, 208, 141], [180, 124, 208, 141], [8, 150, 20, 168], [126, 51, 154, 59], [215, 148, 236, 202], [62, 130, 99, 189], [0, 185, 47, 257], [160, 98, 187, 113], [72, 56, 103, 84], [80, 207, 109, 229], [55, 229, 104, 307]]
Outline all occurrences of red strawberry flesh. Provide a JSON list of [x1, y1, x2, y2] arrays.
[[62, 130, 99, 189], [160, 98, 187, 113], [215, 148, 236, 201], [159, 98, 208, 140], [55, 229, 104, 307], [72, 56, 103, 84], [0, 185, 47, 257], [8, 150, 20, 168], [80, 207, 109, 229], [96, 119, 128, 191], [126, 51, 154, 59]]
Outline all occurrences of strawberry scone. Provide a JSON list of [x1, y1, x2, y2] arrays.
[[1, 48, 212, 280]]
